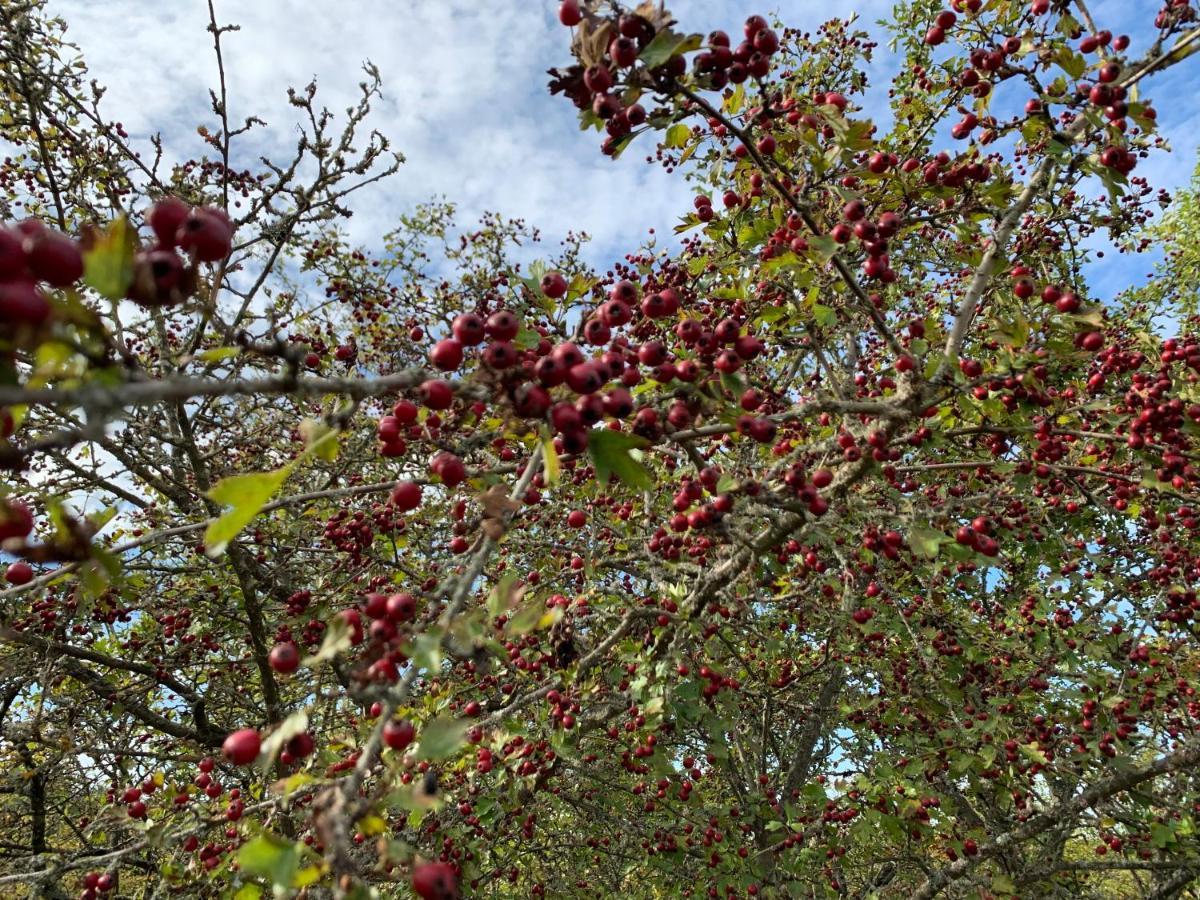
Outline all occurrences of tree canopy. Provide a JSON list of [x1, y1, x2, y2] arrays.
[[2, 0, 1200, 897]]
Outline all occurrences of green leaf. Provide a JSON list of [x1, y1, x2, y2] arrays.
[[807, 234, 838, 263], [754, 305, 789, 326], [507, 601, 545, 636], [83, 216, 137, 301], [909, 527, 943, 560], [417, 717, 469, 761], [487, 571, 520, 619], [638, 29, 702, 70], [233, 886, 262, 900], [992, 873, 1017, 894], [606, 129, 639, 160], [588, 429, 653, 491], [411, 630, 443, 673], [237, 832, 301, 888], [299, 419, 339, 462], [1018, 742, 1048, 765], [1053, 46, 1086, 79], [811, 303, 836, 328], [203, 464, 294, 557], [664, 123, 690, 149], [514, 327, 541, 350], [1151, 822, 1175, 849]]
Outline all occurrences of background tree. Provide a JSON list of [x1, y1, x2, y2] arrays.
[[1, 0, 1200, 897]]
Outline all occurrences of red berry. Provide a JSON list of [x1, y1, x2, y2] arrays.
[[268, 642, 300, 674], [0, 228, 27, 278], [412, 862, 459, 900], [393, 399, 419, 424], [485, 309, 520, 341], [558, 0, 582, 27], [176, 208, 233, 262], [391, 480, 422, 511], [286, 732, 315, 759], [430, 338, 464, 371], [583, 65, 613, 94], [24, 230, 83, 287], [568, 509, 587, 528], [0, 279, 51, 327], [127, 249, 187, 307], [420, 379, 453, 410], [610, 36, 638, 67], [744, 15, 768, 38], [5, 561, 33, 585], [482, 340, 517, 369], [451, 313, 485, 345], [147, 198, 190, 247], [222, 729, 261, 765], [432, 452, 467, 487], [0, 501, 33, 542], [541, 271, 568, 298], [386, 592, 416, 622], [383, 718, 415, 751]]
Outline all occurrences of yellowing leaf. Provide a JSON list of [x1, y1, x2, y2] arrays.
[[203, 464, 294, 557], [83, 216, 137, 301], [541, 427, 560, 486], [299, 419, 339, 462], [198, 346, 241, 362]]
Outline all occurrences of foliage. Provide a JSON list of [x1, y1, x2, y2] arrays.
[[0, 0, 1199, 898]]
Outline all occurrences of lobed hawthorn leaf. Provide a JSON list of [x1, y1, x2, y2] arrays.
[[638, 29, 702, 70], [588, 428, 653, 491]]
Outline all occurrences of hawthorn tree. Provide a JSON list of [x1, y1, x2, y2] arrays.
[[1, 0, 1200, 896]]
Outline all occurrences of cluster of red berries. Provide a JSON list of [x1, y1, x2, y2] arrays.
[[416, 276, 777, 457], [830, 202, 901, 282], [222, 723, 313, 767], [128, 199, 233, 306], [0, 499, 35, 586], [690, 16, 781, 89], [923, 9, 960, 46], [79, 870, 115, 898], [954, 516, 1001, 557], [556, 6, 779, 154], [0, 220, 83, 331]]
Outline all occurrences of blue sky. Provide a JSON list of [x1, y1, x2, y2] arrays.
[[46, 0, 1200, 301]]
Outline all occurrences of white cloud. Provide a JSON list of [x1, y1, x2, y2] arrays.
[[43, 0, 1200, 283]]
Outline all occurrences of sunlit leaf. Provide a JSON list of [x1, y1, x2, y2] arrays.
[[83, 216, 137, 301], [203, 464, 294, 557]]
